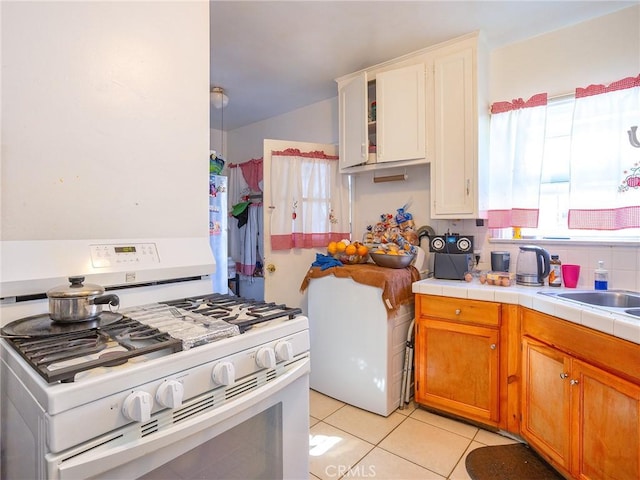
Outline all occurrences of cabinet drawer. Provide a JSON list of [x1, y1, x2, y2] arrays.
[[418, 295, 500, 326]]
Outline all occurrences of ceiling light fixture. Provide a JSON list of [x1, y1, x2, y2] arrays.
[[211, 86, 229, 109]]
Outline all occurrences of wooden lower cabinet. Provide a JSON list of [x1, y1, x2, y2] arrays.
[[414, 295, 503, 427], [522, 338, 573, 471], [522, 336, 640, 480], [415, 318, 499, 424], [414, 296, 639, 479]]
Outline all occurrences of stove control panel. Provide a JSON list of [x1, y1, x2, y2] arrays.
[[90, 243, 160, 268]]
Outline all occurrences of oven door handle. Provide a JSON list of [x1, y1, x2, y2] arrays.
[[51, 356, 310, 480]]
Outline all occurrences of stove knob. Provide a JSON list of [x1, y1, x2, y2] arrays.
[[122, 391, 153, 422], [212, 362, 235, 386], [156, 380, 184, 409], [275, 341, 294, 362], [255, 347, 276, 369]]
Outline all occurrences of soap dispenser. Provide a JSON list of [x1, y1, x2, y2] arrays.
[[594, 261, 609, 290]]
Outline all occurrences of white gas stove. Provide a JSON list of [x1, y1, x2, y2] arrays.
[[0, 238, 310, 480]]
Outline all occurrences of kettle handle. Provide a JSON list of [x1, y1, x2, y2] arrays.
[[537, 248, 551, 282]]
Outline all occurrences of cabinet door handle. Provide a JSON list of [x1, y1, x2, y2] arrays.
[[570, 379, 579, 386], [560, 373, 569, 379], [455, 309, 461, 315], [466, 179, 470, 196], [490, 343, 496, 350], [361, 143, 366, 158]]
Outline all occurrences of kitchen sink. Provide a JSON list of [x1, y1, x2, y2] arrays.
[[540, 290, 640, 318], [553, 290, 640, 308]]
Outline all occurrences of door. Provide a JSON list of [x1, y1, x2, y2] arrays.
[[338, 73, 368, 169], [415, 318, 500, 424], [262, 139, 341, 312], [431, 44, 476, 217], [571, 359, 640, 480], [521, 337, 571, 471], [376, 63, 426, 163]]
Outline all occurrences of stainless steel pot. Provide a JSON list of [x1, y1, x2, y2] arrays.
[[47, 276, 119, 322]]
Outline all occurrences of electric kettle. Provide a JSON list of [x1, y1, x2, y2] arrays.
[[516, 245, 551, 286]]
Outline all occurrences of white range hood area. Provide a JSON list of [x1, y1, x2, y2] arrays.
[[0, 237, 216, 327], [0, 237, 215, 299]]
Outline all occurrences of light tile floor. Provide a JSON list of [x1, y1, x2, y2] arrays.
[[309, 389, 520, 480]]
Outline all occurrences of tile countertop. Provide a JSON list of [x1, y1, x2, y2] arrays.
[[412, 278, 640, 346]]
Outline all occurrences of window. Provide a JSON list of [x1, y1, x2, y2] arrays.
[[523, 97, 640, 240], [270, 149, 350, 250], [489, 76, 640, 242]]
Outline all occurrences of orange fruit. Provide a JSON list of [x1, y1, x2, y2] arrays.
[[345, 244, 357, 255], [336, 241, 347, 253], [356, 244, 368, 256], [327, 241, 338, 255]]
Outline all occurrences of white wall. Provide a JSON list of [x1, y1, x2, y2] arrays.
[[1, 1, 210, 241], [226, 97, 338, 163], [210, 127, 227, 159], [490, 6, 640, 102]]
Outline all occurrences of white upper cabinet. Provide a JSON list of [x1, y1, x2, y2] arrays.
[[336, 32, 488, 219], [337, 60, 427, 173], [338, 72, 368, 169], [376, 64, 426, 163], [430, 33, 489, 219]]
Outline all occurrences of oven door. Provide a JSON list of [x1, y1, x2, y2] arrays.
[[47, 357, 309, 480]]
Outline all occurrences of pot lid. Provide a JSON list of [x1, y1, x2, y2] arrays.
[[46, 276, 105, 298]]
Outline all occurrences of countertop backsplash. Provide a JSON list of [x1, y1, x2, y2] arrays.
[[424, 219, 640, 292]]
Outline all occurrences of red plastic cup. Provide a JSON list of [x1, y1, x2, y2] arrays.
[[561, 264, 581, 288]]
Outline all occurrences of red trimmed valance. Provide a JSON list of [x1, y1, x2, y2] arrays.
[[576, 74, 640, 98], [490, 93, 547, 114], [272, 148, 338, 160], [228, 157, 262, 168]]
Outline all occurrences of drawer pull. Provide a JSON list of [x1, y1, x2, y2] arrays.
[[455, 309, 461, 315]]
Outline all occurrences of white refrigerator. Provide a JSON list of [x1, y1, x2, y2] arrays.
[[209, 174, 229, 293]]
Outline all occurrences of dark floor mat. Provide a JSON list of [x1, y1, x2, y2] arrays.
[[465, 443, 564, 480]]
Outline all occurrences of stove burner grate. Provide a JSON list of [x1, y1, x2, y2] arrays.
[[4, 318, 182, 383], [2, 293, 302, 383], [164, 293, 303, 332]]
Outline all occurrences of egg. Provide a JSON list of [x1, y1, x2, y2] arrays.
[[464, 273, 473, 282], [501, 278, 511, 287]]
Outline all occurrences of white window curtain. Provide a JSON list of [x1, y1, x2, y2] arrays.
[[567, 75, 640, 230], [270, 148, 350, 250], [486, 94, 548, 228]]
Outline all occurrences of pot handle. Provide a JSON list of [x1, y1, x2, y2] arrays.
[[93, 294, 120, 308]]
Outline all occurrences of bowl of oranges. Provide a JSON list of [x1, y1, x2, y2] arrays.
[[369, 244, 415, 269], [327, 240, 369, 265]]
